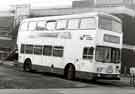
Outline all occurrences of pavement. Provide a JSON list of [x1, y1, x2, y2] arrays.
[[0, 88, 135, 94]]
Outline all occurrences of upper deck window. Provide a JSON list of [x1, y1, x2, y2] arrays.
[[20, 22, 28, 31], [46, 20, 56, 30], [28, 22, 37, 31], [99, 16, 122, 32], [68, 19, 80, 30], [36, 21, 46, 31], [56, 20, 67, 30], [80, 18, 96, 29]]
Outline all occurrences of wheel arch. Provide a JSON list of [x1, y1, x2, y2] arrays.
[[64, 63, 76, 73], [24, 58, 32, 63]]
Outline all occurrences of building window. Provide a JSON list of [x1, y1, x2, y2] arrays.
[[53, 46, 64, 57], [80, 18, 96, 29], [34, 45, 43, 55], [25, 45, 33, 54], [36, 21, 46, 31], [83, 47, 94, 59], [43, 45, 52, 56], [28, 22, 37, 31], [20, 22, 28, 31], [20, 44, 25, 53], [56, 20, 67, 30], [68, 19, 80, 29], [46, 20, 56, 30]]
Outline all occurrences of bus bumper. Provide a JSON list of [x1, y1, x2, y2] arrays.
[[96, 74, 120, 80]]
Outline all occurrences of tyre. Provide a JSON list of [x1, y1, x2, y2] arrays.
[[23, 59, 32, 72], [65, 65, 75, 80]]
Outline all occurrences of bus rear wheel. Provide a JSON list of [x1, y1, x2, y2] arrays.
[[23, 59, 32, 72], [65, 65, 75, 80]]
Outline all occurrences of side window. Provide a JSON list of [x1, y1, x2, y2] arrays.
[[80, 18, 96, 29], [68, 19, 80, 29], [83, 47, 94, 59], [20, 22, 28, 31], [46, 20, 56, 30], [28, 22, 37, 31], [20, 44, 25, 53], [53, 46, 64, 57], [25, 45, 33, 54], [43, 45, 52, 56], [34, 45, 43, 55], [36, 21, 46, 31], [56, 20, 67, 30]]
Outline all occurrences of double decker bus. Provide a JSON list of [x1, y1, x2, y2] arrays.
[[17, 12, 123, 80]]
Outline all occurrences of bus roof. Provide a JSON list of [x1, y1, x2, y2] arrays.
[[22, 12, 121, 23]]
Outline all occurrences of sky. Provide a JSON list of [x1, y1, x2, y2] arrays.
[[0, 0, 76, 10]]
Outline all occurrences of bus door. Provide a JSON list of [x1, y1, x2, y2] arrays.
[[50, 46, 64, 68], [80, 47, 94, 71]]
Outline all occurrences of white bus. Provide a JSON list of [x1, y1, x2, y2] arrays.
[[17, 12, 123, 80]]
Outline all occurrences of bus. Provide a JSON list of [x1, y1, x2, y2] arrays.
[[17, 12, 123, 80]]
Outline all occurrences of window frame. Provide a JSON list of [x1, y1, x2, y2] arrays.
[[43, 45, 53, 56], [83, 47, 94, 60], [46, 20, 57, 31], [33, 45, 43, 55], [20, 44, 25, 53], [19, 22, 28, 31], [28, 21, 37, 31], [53, 46, 64, 57], [67, 18, 80, 30], [98, 15, 122, 33], [36, 20, 47, 31], [95, 46, 121, 63], [24, 44, 33, 54], [80, 17, 96, 30], [56, 19, 67, 30]]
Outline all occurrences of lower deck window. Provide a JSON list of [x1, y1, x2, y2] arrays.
[[43, 45, 52, 56], [34, 45, 43, 55], [25, 45, 33, 54], [53, 46, 64, 57], [20, 44, 25, 53], [20, 44, 64, 57]]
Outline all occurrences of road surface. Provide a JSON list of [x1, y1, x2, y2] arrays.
[[0, 62, 134, 93], [0, 62, 132, 89]]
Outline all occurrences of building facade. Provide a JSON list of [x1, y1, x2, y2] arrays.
[[0, 11, 14, 60]]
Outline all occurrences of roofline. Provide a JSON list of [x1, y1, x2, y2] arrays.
[[31, 6, 135, 17], [23, 12, 121, 22]]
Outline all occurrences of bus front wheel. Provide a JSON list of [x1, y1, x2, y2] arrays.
[[65, 64, 75, 80], [23, 59, 32, 72]]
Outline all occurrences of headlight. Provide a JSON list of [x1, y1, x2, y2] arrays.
[[116, 66, 120, 73]]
